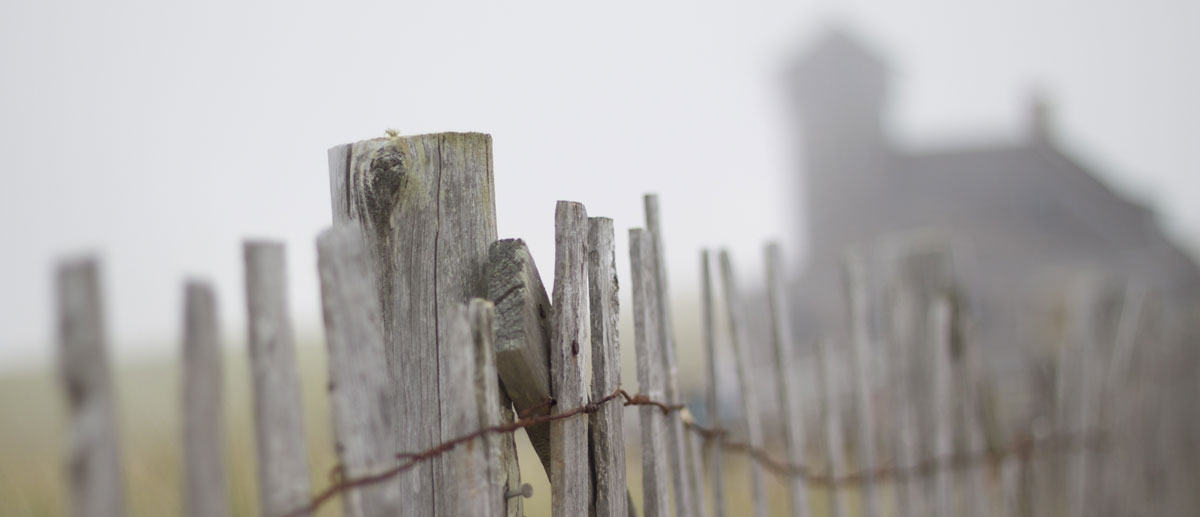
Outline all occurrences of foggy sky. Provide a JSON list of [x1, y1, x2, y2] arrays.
[[1, 0, 1197, 369]]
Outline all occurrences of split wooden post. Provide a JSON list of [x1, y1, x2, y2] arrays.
[[329, 132, 499, 516], [700, 250, 727, 517], [930, 297, 954, 517], [550, 201, 592, 516], [316, 227, 400, 517], [487, 238, 554, 473], [244, 241, 311, 517], [587, 217, 628, 517], [182, 280, 229, 517], [814, 337, 847, 517], [843, 251, 878, 517], [56, 257, 126, 517], [441, 301, 503, 517], [765, 243, 810, 517], [885, 283, 919, 517], [631, 229, 671, 517], [644, 194, 698, 517], [717, 250, 769, 517], [467, 299, 514, 516]]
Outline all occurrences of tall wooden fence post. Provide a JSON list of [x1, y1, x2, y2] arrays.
[[550, 201, 592, 516], [316, 227, 400, 517], [56, 257, 126, 517], [699, 250, 727, 517], [929, 297, 954, 517], [244, 241, 311, 517], [765, 243, 810, 517], [587, 217, 628, 517], [717, 250, 769, 517], [182, 280, 229, 517], [328, 132, 499, 516], [631, 229, 671, 517], [644, 194, 699, 517], [814, 337, 847, 517], [843, 251, 878, 517]]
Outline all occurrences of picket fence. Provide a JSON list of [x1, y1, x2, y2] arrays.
[[55, 132, 1163, 517]]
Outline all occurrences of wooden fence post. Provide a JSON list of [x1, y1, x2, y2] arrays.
[[550, 201, 592, 516], [56, 257, 126, 517], [328, 132, 498, 516], [244, 241, 311, 517], [843, 251, 878, 517], [631, 229, 671, 517], [929, 297, 954, 517], [467, 299, 514, 516], [182, 280, 229, 517], [717, 250, 769, 517], [814, 337, 847, 517], [316, 227, 400, 517], [587, 217, 628, 517], [699, 250, 727, 517], [644, 194, 699, 517], [765, 243, 810, 517]]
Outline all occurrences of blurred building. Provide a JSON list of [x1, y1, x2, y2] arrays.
[[786, 30, 1200, 352]]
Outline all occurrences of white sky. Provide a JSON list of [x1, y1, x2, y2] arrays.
[[2, 0, 1197, 370]]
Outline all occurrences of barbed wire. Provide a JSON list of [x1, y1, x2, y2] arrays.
[[288, 387, 1103, 516]]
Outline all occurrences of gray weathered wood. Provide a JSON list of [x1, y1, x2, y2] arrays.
[[842, 251, 878, 517], [182, 280, 229, 517], [644, 194, 697, 517], [631, 229, 671, 517], [329, 132, 498, 516], [468, 299, 510, 517], [244, 241, 311, 517], [442, 302, 495, 517], [700, 249, 727, 517], [550, 201, 592, 517], [487, 238, 554, 473], [765, 243, 810, 517], [56, 257, 126, 517], [1066, 286, 1101, 517], [814, 337, 846, 517], [316, 227, 400, 517], [587, 217, 628, 517], [929, 298, 953, 517], [717, 250, 769, 517]]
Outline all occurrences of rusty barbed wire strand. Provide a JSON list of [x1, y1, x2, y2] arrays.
[[287, 387, 1102, 516]]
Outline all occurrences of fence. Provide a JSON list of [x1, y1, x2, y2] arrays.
[[53, 131, 1195, 517]]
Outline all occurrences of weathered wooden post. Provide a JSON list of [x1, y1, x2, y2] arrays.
[[244, 241, 311, 517], [588, 217, 628, 517], [814, 337, 847, 517], [765, 243, 810, 517], [699, 249, 727, 517], [56, 257, 126, 517], [843, 251, 878, 517], [316, 227, 400, 517], [930, 297, 954, 517], [182, 280, 229, 517], [550, 201, 592, 516], [328, 132, 504, 515], [643, 194, 698, 517], [631, 229, 671, 517], [717, 250, 769, 517]]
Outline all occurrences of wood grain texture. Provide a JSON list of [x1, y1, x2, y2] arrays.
[[929, 298, 953, 517], [587, 217, 628, 517], [717, 250, 768, 517], [316, 227, 400, 517], [182, 280, 229, 517], [842, 252, 878, 517], [765, 244, 809, 517], [699, 250, 727, 517], [329, 133, 497, 516], [631, 229, 670, 517], [467, 299, 523, 517], [643, 194, 697, 517], [487, 238, 553, 473], [550, 201, 591, 517], [441, 302, 499, 517], [244, 241, 311, 517], [56, 257, 126, 517], [814, 337, 846, 517]]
